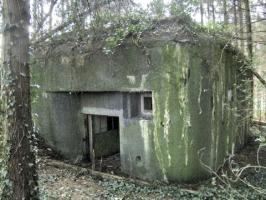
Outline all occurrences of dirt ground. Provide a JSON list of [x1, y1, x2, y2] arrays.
[[39, 158, 103, 199], [38, 135, 266, 200]]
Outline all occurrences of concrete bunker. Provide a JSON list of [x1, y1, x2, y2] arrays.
[[32, 18, 252, 182]]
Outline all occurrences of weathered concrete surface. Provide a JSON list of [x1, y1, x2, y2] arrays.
[[34, 92, 85, 161], [32, 18, 252, 182]]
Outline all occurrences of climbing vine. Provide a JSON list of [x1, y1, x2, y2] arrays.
[[0, 67, 12, 198]]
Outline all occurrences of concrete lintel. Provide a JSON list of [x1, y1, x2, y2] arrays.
[[81, 107, 123, 117]]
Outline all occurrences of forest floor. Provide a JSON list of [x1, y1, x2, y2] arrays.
[[38, 133, 266, 199]]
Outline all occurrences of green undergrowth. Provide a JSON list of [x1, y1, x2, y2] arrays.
[[94, 136, 266, 199], [38, 135, 266, 199], [95, 174, 265, 199]]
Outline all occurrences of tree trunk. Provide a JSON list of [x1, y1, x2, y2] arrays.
[[243, 0, 253, 59], [211, 0, 215, 22], [233, 0, 238, 47], [200, 0, 204, 25], [238, 0, 245, 51], [207, 0, 211, 22], [61, 0, 66, 23], [1, 0, 39, 199], [243, 0, 254, 122], [49, 7, 53, 31], [223, 0, 228, 25], [32, 0, 38, 32], [40, 0, 44, 27], [38, 0, 44, 35]]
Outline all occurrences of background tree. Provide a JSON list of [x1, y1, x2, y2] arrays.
[[244, 0, 253, 59], [148, 0, 166, 19]]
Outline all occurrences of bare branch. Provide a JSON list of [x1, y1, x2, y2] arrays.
[[35, 0, 59, 33], [252, 70, 266, 87]]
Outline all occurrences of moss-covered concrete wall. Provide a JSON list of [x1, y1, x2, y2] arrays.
[[32, 30, 251, 182]]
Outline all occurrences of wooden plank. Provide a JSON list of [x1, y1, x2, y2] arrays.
[[83, 115, 89, 157], [88, 115, 95, 170]]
